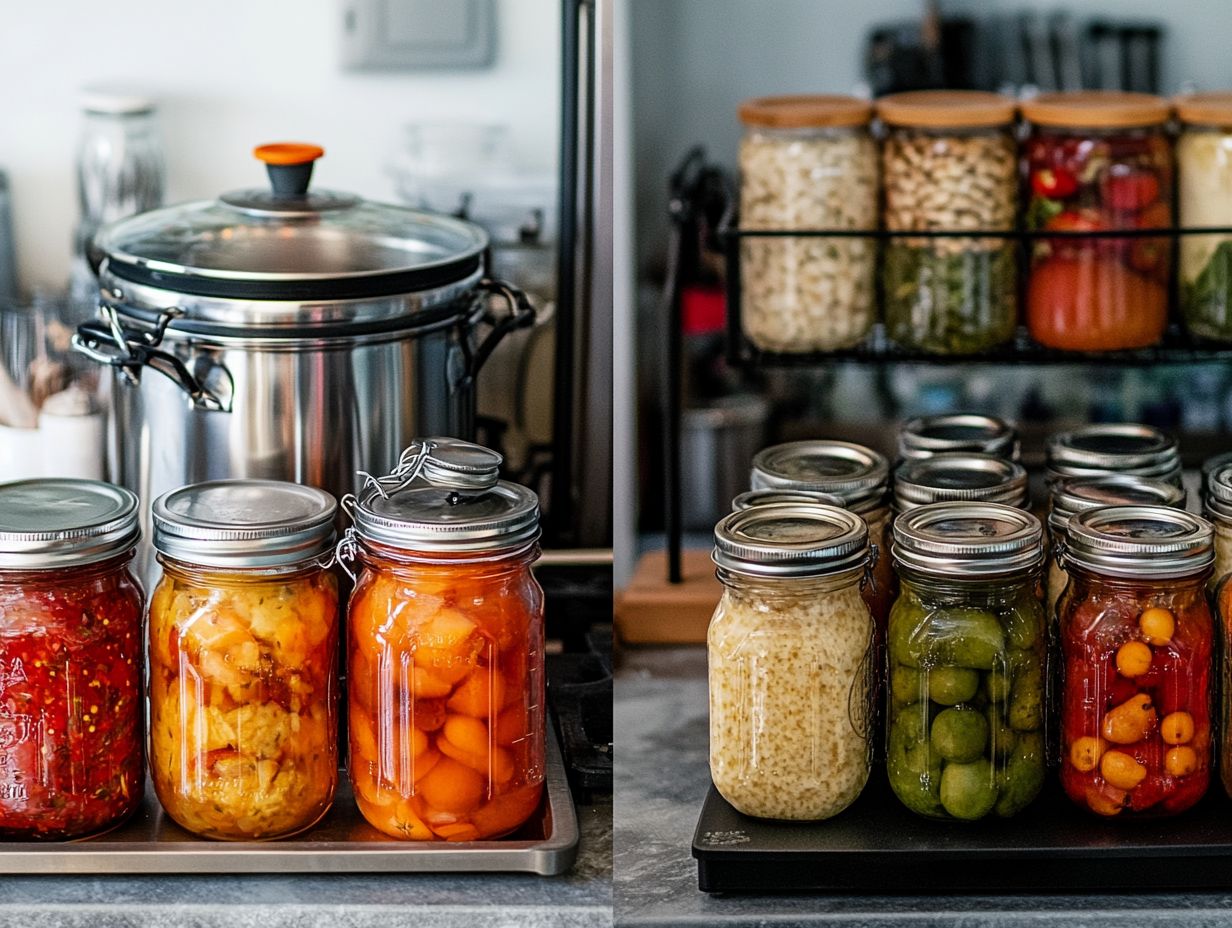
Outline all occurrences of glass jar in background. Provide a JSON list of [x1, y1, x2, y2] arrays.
[[1044, 423, 1182, 487], [1205, 463, 1232, 591], [878, 91, 1018, 355], [709, 503, 874, 820], [345, 440, 545, 842], [1176, 93, 1232, 342], [737, 95, 879, 352], [897, 413, 1020, 463], [1058, 506, 1213, 818], [893, 454, 1029, 515], [887, 503, 1047, 822], [1046, 475, 1186, 617], [750, 440, 893, 627], [147, 480, 339, 841], [731, 488, 844, 511], [1022, 92, 1173, 351], [0, 479, 143, 839]]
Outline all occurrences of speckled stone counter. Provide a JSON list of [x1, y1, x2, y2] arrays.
[[614, 646, 1232, 928], [0, 801, 611, 928]]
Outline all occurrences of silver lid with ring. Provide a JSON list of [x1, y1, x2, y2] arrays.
[[750, 440, 889, 513], [731, 488, 845, 511], [892, 501, 1044, 579], [0, 479, 140, 570], [1204, 462, 1232, 525], [898, 414, 1019, 462], [1050, 474, 1186, 535], [152, 479, 337, 569], [713, 503, 869, 579], [1064, 505, 1213, 580], [1045, 423, 1181, 482], [894, 453, 1029, 513]]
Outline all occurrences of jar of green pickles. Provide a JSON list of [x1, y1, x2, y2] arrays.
[[887, 502, 1047, 821]]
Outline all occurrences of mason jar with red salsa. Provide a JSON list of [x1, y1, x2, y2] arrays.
[[1022, 92, 1173, 351], [1058, 506, 1214, 818], [0, 479, 144, 839]]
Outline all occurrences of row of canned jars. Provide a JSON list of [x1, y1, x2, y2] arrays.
[[0, 439, 546, 842], [707, 416, 1232, 822], [740, 88, 1232, 355]]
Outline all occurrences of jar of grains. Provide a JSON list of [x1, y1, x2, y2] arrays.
[[1044, 423, 1182, 487], [1022, 92, 1173, 351], [887, 503, 1047, 821], [897, 413, 1019, 462], [708, 503, 875, 820], [737, 95, 878, 352], [877, 91, 1019, 355], [1176, 93, 1232, 341], [1204, 463, 1232, 591], [893, 454, 1029, 515], [1046, 475, 1186, 617]]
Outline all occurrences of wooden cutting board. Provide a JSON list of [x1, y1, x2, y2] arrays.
[[615, 548, 720, 644]]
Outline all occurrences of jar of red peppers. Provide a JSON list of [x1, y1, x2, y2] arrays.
[[1021, 92, 1173, 351], [148, 480, 340, 840], [1058, 506, 1214, 818], [343, 439, 545, 842], [0, 479, 144, 839]]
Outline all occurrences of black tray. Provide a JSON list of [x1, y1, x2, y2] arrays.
[[693, 774, 1232, 894]]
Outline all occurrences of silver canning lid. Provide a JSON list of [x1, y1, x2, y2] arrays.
[[1065, 506, 1213, 580], [153, 480, 337, 569], [894, 453, 1028, 512], [1204, 462, 1232, 523], [1203, 452, 1232, 490], [1050, 474, 1187, 535], [0, 479, 139, 570], [731, 489, 845, 511], [353, 481, 540, 554], [417, 438, 502, 491], [1046, 423, 1180, 481], [893, 502, 1044, 579], [713, 503, 869, 579], [750, 440, 889, 513], [898, 414, 1019, 461]]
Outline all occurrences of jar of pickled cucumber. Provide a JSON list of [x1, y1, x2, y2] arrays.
[[344, 440, 545, 842], [0, 480, 144, 840], [887, 502, 1046, 821], [709, 503, 874, 820], [1058, 506, 1214, 818], [893, 454, 1028, 515], [1045, 423, 1182, 487], [1204, 463, 1232, 591], [898, 413, 1020, 462], [148, 480, 340, 840], [1047, 475, 1186, 615]]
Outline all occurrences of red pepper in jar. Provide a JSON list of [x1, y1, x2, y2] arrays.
[[1032, 167, 1079, 199]]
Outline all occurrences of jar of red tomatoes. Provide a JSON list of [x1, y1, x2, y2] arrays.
[[1058, 506, 1214, 818], [0, 479, 144, 839], [344, 439, 545, 842], [1022, 92, 1173, 351], [148, 480, 340, 840]]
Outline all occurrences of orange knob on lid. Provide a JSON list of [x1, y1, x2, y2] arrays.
[[253, 143, 325, 166]]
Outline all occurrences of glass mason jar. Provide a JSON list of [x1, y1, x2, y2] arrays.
[[1021, 92, 1173, 351], [1058, 506, 1214, 818], [0, 480, 144, 839], [147, 480, 340, 841], [345, 440, 545, 842], [1177, 93, 1232, 341], [898, 413, 1019, 463], [894, 453, 1028, 515], [709, 503, 874, 819], [1205, 463, 1232, 592], [1047, 475, 1186, 616], [738, 95, 878, 352], [731, 488, 844, 511], [878, 91, 1019, 355], [1044, 423, 1182, 487], [887, 502, 1047, 821]]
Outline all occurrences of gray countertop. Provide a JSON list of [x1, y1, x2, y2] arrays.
[[613, 646, 1232, 928], [0, 800, 611, 928]]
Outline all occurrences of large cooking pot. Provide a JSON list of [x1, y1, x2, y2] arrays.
[[73, 143, 533, 566]]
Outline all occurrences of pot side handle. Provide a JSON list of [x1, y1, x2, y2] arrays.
[[466, 277, 537, 384]]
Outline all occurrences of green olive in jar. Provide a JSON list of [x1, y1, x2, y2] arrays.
[[925, 666, 981, 705], [888, 703, 944, 817], [930, 707, 988, 762], [894, 605, 1007, 670], [994, 731, 1045, 817], [940, 758, 1000, 820]]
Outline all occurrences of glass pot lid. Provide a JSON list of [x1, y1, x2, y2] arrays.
[[94, 143, 489, 301], [0, 479, 140, 569]]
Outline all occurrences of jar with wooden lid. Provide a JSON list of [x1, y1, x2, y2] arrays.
[[1022, 91, 1173, 351], [737, 95, 878, 352], [1176, 93, 1232, 341], [877, 91, 1019, 355]]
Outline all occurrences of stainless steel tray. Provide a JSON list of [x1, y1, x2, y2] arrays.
[[0, 726, 579, 875]]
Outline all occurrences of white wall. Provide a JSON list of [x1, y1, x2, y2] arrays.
[[1, 0, 561, 293]]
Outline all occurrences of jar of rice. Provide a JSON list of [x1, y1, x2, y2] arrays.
[[708, 502, 875, 820], [737, 95, 878, 352]]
